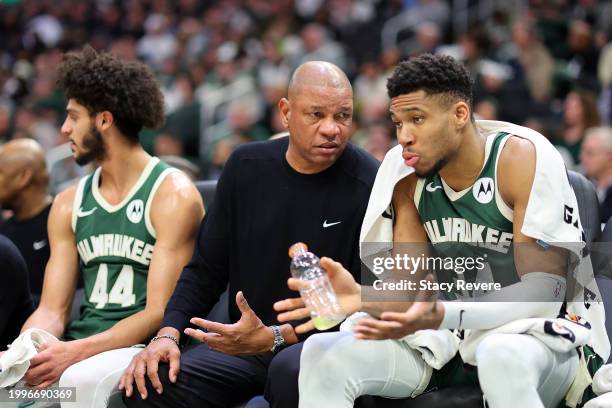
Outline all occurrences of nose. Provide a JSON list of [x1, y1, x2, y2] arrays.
[[319, 116, 340, 139], [397, 127, 415, 146], [60, 118, 72, 137]]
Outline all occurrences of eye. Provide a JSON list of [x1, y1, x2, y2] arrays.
[[413, 116, 424, 125], [311, 111, 324, 119], [392, 121, 402, 129], [336, 112, 351, 120]]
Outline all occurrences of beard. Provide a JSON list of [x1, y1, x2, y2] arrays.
[[414, 155, 448, 178], [75, 124, 107, 166]]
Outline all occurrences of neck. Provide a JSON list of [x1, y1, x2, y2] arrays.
[[13, 189, 52, 221], [98, 137, 151, 198], [439, 122, 486, 191], [285, 144, 333, 174]]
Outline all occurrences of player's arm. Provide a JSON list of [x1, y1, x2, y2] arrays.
[[361, 173, 432, 317], [72, 172, 204, 360], [439, 136, 567, 330], [21, 186, 79, 337]]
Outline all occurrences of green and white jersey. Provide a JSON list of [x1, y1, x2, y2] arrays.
[[414, 132, 517, 298], [65, 157, 176, 340]]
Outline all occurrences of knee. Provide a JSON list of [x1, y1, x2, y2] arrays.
[[476, 335, 536, 388], [268, 344, 301, 385], [301, 333, 360, 381], [59, 362, 97, 389]]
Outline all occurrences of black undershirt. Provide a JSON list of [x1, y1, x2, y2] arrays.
[[0, 234, 34, 348], [0, 204, 51, 297]]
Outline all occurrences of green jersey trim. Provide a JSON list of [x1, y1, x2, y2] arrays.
[[71, 176, 89, 233], [440, 135, 495, 201], [144, 167, 180, 238], [492, 135, 513, 222], [91, 157, 160, 213]]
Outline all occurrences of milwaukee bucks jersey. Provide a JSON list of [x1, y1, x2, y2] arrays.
[[414, 132, 518, 299], [65, 157, 176, 340]]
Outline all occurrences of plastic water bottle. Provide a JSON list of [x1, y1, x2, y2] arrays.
[[288, 242, 346, 330]]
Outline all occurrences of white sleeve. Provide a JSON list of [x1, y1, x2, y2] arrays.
[[439, 272, 565, 330]]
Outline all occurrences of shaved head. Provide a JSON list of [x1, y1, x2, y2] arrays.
[[0, 138, 47, 181], [0, 138, 51, 218], [279, 61, 353, 174], [288, 61, 352, 100]]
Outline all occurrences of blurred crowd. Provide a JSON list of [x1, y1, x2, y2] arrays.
[[0, 0, 611, 208]]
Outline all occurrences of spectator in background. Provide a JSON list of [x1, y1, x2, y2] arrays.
[[0, 234, 34, 348], [360, 121, 394, 162], [510, 19, 555, 103], [287, 23, 347, 71], [598, 39, 612, 124], [353, 61, 389, 123], [580, 127, 612, 223], [564, 19, 600, 90], [210, 99, 270, 177], [0, 138, 52, 303], [557, 89, 601, 166]]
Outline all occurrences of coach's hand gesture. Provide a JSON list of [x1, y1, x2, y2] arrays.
[[274, 257, 362, 333], [119, 331, 180, 399], [184, 291, 275, 355]]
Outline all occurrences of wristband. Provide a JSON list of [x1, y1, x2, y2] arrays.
[[150, 334, 179, 347]]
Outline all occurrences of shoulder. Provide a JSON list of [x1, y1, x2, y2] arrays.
[[498, 135, 536, 206], [50, 183, 78, 222], [338, 143, 380, 186], [231, 138, 288, 162], [152, 170, 203, 212]]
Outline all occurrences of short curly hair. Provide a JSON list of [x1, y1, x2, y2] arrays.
[[56, 45, 164, 142], [387, 54, 474, 113]]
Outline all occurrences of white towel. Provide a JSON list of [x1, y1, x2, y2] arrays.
[[0, 328, 58, 388], [459, 316, 592, 366], [340, 312, 459, 370], [593, 364, 612, 396], [584, 392, 612, 408], [359, 120, 610, 365]]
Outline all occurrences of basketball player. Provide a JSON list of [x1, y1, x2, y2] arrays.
[[14, 45, 204, 407], [275, 54, 608, 408]]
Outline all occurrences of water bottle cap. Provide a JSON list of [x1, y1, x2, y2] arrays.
[[288, 242, 308, 258]]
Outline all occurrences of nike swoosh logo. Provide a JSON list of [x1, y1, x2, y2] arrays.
[[426, 182, 443, 192], [323, 220, 342, 228], [77, 207, 97, 217], [33, 240, 47, 250], [459, 309, 466, 328]]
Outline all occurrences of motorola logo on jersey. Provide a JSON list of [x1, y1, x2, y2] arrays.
[[473, 177, 494, 204], [127, 199, 144, 223]]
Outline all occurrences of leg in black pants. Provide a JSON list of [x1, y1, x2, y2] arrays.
[[124, 343, 271, 408], [265, 342, 303, 408]]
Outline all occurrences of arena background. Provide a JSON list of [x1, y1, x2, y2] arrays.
[[0, 0, 610, 187]]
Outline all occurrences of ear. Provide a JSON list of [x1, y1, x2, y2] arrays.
[[453, 101, 471, 129], [278, 98, 290, 129], [97, 111, 114, 131], [15, 168, 33, 189]]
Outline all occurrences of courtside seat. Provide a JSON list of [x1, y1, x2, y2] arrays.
[[567, 170, 601, 243], [595, 217, 612, 364], [195, 179, 217, 210]]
